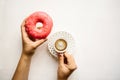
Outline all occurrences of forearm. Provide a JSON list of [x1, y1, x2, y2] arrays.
[[12, 51, 32, 80]]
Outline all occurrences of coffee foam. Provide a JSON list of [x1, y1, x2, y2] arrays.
[[54, 39, 67, 52]]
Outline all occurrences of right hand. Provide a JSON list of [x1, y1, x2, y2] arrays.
[[21, 19, 47, 57], [57, 52, 77, 80]]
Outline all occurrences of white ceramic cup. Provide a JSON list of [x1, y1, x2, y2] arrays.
[[54, 38, 67, 53]]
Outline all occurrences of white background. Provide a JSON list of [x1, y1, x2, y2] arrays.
[[0, 0, 120, 80]]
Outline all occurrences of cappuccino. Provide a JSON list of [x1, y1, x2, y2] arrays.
[[54, 39, 67, 52]]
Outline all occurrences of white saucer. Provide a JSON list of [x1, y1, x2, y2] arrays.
[[48, 31, 75, 58]]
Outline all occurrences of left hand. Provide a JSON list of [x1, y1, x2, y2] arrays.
[[21, 19, 47, 56]]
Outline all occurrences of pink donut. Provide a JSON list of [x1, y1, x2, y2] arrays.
[[25, 11, 53, 39]]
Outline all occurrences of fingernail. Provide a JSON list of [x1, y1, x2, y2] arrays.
[[57, 53, 62, 57]]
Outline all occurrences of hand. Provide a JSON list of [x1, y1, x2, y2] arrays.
[[21, 20, 47, 57], [57, 52, 77, 80]]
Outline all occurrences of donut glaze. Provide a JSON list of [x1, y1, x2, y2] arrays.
[[25, 11, 53, 39]]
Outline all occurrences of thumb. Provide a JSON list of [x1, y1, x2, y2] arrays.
[[58, 53, 64, 65], [35, 38, 47, 47]]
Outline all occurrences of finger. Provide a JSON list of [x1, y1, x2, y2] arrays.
[[34, 38, 47, 47], [21, 19, 31, 42], [21, 19, 26, 37], [64, 52, 72, 64], [58, 53, 64, 65], [64, 53, 77, 70], [64, 52, 71, 59]]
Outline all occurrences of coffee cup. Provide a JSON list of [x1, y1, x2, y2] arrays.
[[54, 39, 67, 53]]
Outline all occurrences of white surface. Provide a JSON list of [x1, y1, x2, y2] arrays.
[[0, 0, 120, 80]]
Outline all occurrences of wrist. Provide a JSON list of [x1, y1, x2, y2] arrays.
[[22, 51, 33, 59], [58, 77, 67, 80]]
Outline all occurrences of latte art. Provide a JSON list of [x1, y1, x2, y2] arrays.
[[55, 39, 67, 51]]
